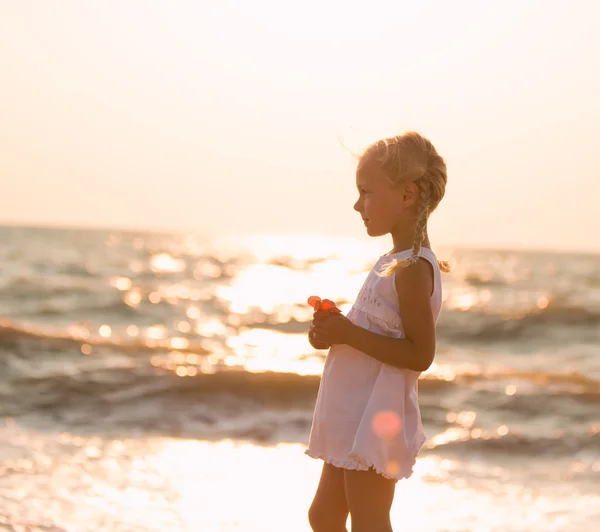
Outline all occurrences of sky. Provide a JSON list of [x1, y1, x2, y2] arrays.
[[1, 0, 599, 251]]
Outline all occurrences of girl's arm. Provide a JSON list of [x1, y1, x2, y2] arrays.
[[313, 258, 435, 372]]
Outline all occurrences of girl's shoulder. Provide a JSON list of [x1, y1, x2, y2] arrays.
[[377, 247, 440, 271], [377, 247, 443, 302]]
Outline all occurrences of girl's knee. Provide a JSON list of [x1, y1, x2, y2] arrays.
[[307, 503, 323, 531], [349, 514, 393, 532], [307, 502, 321, 529]]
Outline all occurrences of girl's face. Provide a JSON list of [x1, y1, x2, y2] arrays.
[[353, 157, 417, 237]]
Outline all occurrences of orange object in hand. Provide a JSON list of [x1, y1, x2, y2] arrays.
[[307, 296, 322, 310], [308, 296, 341, 314], [321, 299, 337, 311]]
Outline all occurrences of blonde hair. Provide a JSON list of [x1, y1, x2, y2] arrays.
[[360, 132, 451, 275]]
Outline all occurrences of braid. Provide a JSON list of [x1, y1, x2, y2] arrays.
[[409, 179, 431, 264]]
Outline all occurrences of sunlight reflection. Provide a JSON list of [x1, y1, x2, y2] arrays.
[[455, 411, 477, 428], [1, 427, 597, 531], [193, 261, 222, 279], [170, 337, 190, 350], [240, 234, 384, 265], [148, 291, 161, 304], [423, 362, 456, 381], [195, 318, 228, 337], [427, 427, 471, 448], [497, 425, 509, 436], [226, 328, 324, 375], [186, 306, 201, 319], [151, 440, 323, 531], [452, 292, 478, 311], [216, 237, 375, 318], [146, 325, 166, 339], [110, 276, 132, 291], [537, 295, 550, 309], [217, 264, 311, 314], [81, 343, 92, 355], [176, 320, 191, 333], [140, 438, 589, 531], [124, 290, 142, 306], [150, 253, 186, 273], [67, 324, 90, 339]]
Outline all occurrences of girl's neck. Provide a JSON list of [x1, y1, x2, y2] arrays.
[[389, 229, 430, 255]]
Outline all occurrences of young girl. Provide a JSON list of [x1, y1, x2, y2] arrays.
[[305, 132, 450, 532]]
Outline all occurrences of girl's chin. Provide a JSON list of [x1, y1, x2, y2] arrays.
[[365, 225, 385, 237]]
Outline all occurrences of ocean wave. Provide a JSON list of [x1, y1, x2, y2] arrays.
[[6, 364, 599, 455], [2, 275, 99, 297], [243, 301, 600, 341], [4, 355, 599, 424], [438, 302, 600, 341], [463, 273, 508, 287], [453, 368, 599, 388], [425, 428, 600, 456], [1, 318, 598, 398], [2, 353, 598, 453], [0, 320, 209, 355]]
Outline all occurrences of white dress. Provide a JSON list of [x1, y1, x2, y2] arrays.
[[305, 248, 443, 481]]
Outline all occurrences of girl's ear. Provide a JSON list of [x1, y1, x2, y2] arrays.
[[402, 181, 419, 208]]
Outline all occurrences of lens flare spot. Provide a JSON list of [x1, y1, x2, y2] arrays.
[[386, 460, 400, 476], [372, 411, 402, 439]]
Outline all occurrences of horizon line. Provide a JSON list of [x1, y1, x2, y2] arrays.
[[1, 219, 598, 257]]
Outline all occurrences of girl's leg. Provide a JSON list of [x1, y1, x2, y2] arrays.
[[344, 468, 395, 532], [308, 462, 350, 532]]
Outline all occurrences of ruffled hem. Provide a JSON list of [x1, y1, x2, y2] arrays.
[[304, 449, 415, 483], [304, 450, 368, 473]]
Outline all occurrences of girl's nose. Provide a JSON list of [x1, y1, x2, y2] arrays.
[[354, 200, 361, 212]]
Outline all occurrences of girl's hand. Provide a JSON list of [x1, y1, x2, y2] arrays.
[[311, 311, 355, 345], [308, 322, 331, 350]]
